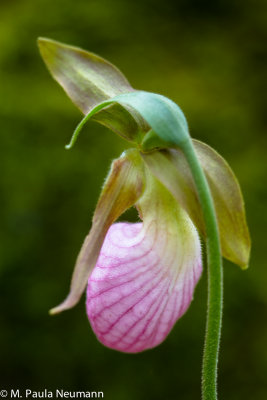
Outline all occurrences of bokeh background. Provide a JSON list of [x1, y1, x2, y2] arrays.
[[0, 0, 266, 399]]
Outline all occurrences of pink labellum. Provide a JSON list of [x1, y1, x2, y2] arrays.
[[86, 219, 202, 353]]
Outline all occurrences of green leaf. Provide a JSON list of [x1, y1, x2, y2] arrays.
[[113, 91, 190, 146], [92, 102, 149, 142], [143, 140, 251, 269], [63, 90, 190, 149], [38, 38, 149, 141]]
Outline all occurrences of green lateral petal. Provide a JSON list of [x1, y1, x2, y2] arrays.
[[50, 149, 145, 314], [38, 38, 148, 141], [143, 140, 251, 269]]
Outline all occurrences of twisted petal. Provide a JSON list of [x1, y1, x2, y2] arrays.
[[86, 176, 202, 352], [143, 140, 250, 269], [50, 150, 145, 314]]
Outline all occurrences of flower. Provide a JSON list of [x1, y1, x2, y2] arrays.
[[86, 155, 202, 352], [38, 38, 250, 353]]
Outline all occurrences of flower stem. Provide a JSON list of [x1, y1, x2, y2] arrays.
[[181, 139, 223, 400]]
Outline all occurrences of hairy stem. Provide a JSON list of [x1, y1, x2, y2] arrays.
[[182, 139, 223, 400]]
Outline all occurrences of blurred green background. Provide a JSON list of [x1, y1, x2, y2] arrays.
[[0, 0, 266, 399]]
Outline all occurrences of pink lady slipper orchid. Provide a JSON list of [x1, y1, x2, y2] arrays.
[[38, 38, 250, 356]]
